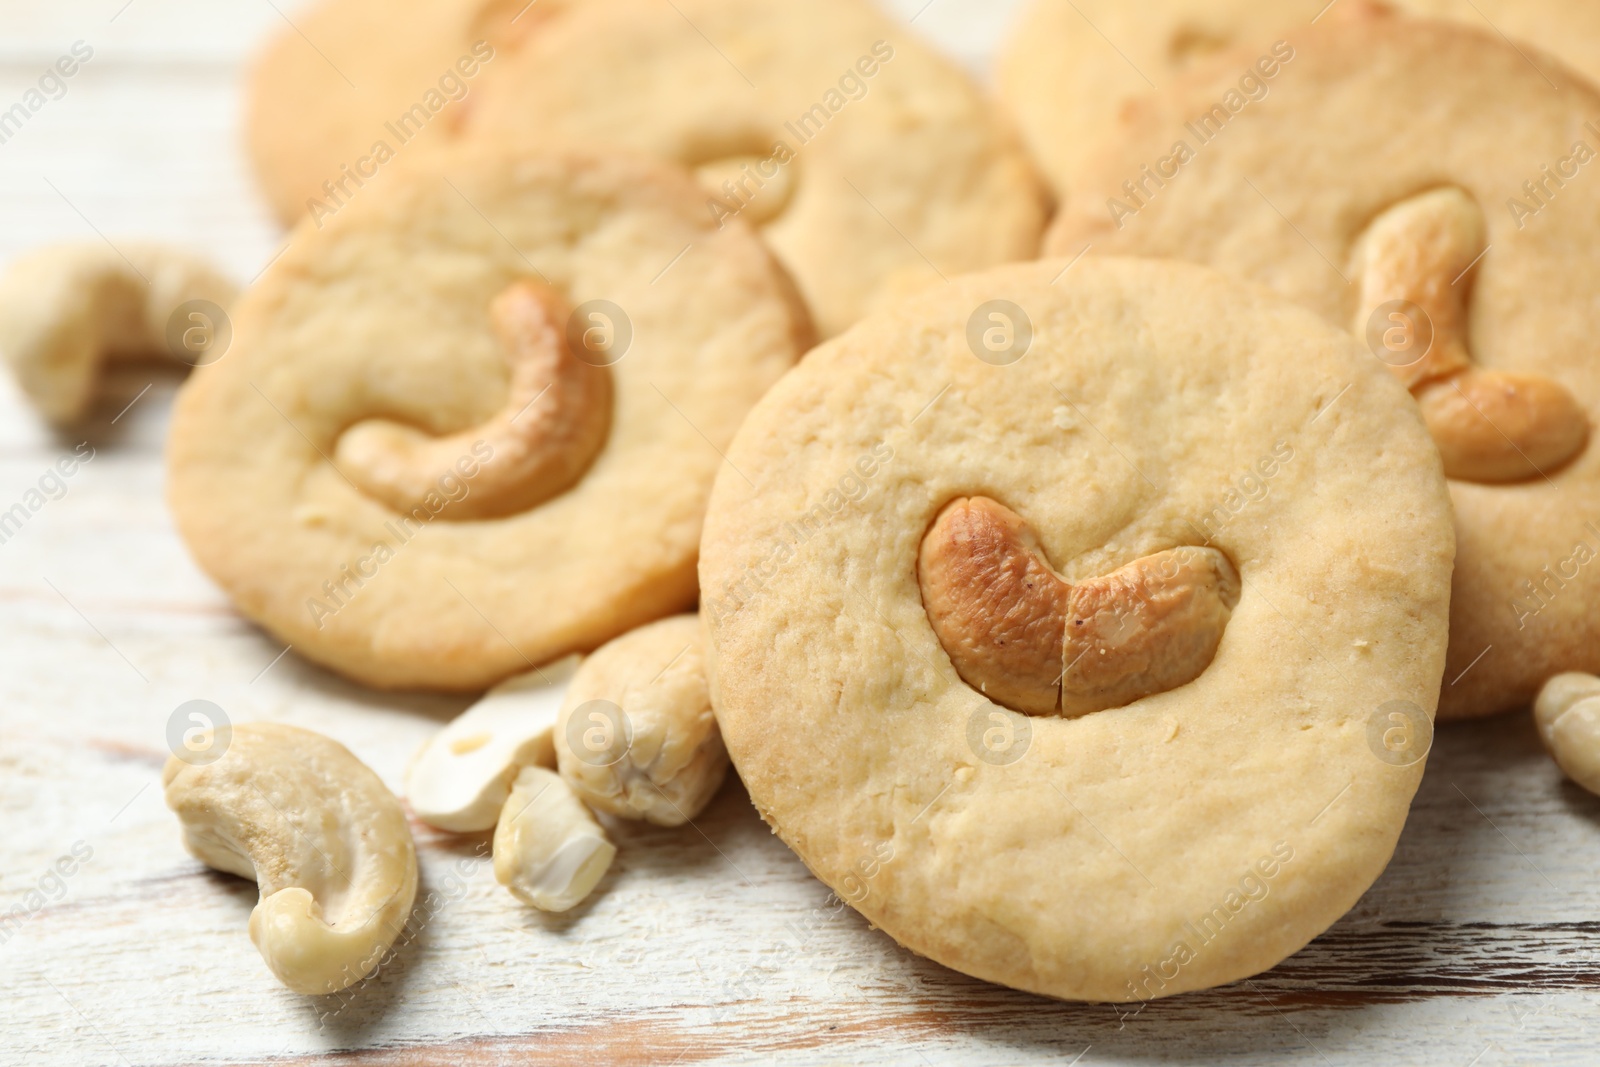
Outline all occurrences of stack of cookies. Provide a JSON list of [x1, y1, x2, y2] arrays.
[[5, 0, 1598, 1007]]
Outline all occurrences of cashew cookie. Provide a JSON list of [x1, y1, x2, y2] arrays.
[[1046, 15, 1600, 719], [249, 0, 1045, 339], [999, 0, 1600, 205], [699, 258, 1455, 1001], [167, 152, 807, 690]]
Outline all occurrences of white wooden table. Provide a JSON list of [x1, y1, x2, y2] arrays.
[[1, 3, 1596, 1064]]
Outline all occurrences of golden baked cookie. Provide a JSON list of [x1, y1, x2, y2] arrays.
[[446, 0, 1045, 338], [1000, 0, 1600, 206], [1047, 15, 1600, 719], [244, 0, 556, 226], [168, 152, 807, 691], [700, 257, 1455, 1001]]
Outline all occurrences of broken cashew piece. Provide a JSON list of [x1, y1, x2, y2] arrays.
[[406, 654, 581, 832], [918, 496, 1241, 717], [1533, 672, 1600, 795], [494, 765, 616, 911], [334, 280, 612, 520], [555, 614, 728, 826], [163, 723, 417, 995], [0, 242, 236, 423], [1352, 187, 1588, 483]]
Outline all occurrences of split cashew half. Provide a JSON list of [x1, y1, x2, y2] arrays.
[[1533, 672, 1600, 795], [1353, 187, 1588, 483], [918, 497, 1241, 717], [494, 765, 616, 911], [406, 655, 581, 832], [554, 614, 729, 826], [0, 243, 236, 423], [163, 723, 418, 995], [334, 280, 612, 520]]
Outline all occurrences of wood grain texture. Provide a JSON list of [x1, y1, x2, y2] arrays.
[[1, 2, 1598, 1065]]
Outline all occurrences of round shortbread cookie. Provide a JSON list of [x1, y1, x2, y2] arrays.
[[168, 152, 807, 691], [699, 257, 1454, 1001], [1047, 15, 1600, 719], [1000, 0, 1600, 206], [247, 0, 1044, 339], [444, 0, 1045, 338]]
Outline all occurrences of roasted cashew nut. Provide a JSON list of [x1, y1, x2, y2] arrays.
[[0, 242, 236, 423], [1353, 187, 1588, 483], [494, 765, 616, 911], [554, 614, 728, 825], [163, 723, 418, 995], [1533, 672, 1600, 795], [334, 280, 612, 520], [918, 496, 1241, 717]]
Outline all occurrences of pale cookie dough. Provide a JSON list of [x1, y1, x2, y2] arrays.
[[168, 152, 807, 691], [1000, 0, 1600, 206], [446, 0, 1045, 338], [700, 257, 1455, 1001], [1046, 15, 1600, 719]]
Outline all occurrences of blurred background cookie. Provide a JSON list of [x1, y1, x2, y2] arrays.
[[1047, 15, 1600, 720], [1000, 0, 1600, 209], [700, 257, 1454, 1001], [247, 0, 1046, 338], [167, 151, 808, 690]]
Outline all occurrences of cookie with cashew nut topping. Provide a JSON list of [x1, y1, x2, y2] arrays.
[[0, 242, 235, 423], [167, 152, 808, 690], [163, 723, 418, 995], [1047, 14, 1600, 719], [445, 0, 1045, 338], [555, 614, 727, 827], [700, 257, 1455, 1001], [999, 0, 1600, 206]]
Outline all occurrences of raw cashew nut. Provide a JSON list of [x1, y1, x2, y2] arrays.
[[554, 614, 728, 826], [162, 723, 417, 995], [406, 655, 581, 832], [918, 496, 1241, 717], [1353, 187, 1588, 483], [0, 242, 236, 423], [1533, 672, 1600, 795], [334, 280, 612, 520], [493, 765, 616, 911]]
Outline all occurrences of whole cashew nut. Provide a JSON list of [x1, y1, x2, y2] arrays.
[[0, 243, 237, 423], [494, 765, 616, 911], [554, 614, 728, 826], [1533, 672, 1600, 795], [918, 496, 1241, 717], [334, 280, 612, 520], [163, 723, 418, 995], [1352, 187, 1589, 483]]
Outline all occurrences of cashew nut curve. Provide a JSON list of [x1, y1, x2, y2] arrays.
[[334, 280, 612, 520], [0, 243, 237, 423], [163, 723, 418, 995], [554, 614, 728, 825], [494, 765, 617, 911], [1353, 187, 1588, 483], [918, 497, 1241, 717], [406, 655, 581, 832], [1533, 672, 1600, 795]]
